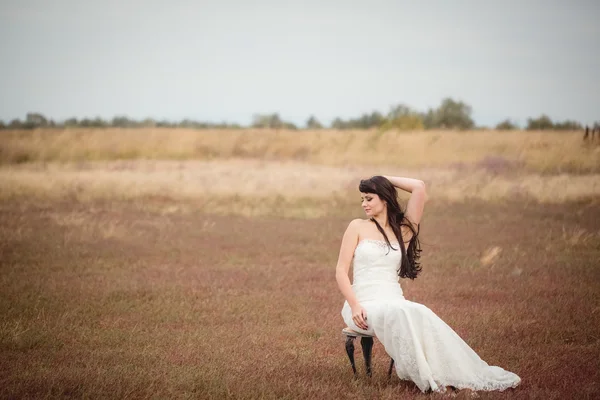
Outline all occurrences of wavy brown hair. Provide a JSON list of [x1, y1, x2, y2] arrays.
[[359, 176, 422, 280]]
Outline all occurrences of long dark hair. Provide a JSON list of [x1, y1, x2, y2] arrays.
[[359, 176, 422, 280]]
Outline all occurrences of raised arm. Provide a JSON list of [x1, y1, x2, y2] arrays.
[[335, 218, 368, 330], [382, 175, 428, 240]]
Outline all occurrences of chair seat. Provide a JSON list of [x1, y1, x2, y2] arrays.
[[342, 327, 373, 338]]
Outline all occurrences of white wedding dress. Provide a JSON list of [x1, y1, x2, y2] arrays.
[[341, 239, 522, 393]]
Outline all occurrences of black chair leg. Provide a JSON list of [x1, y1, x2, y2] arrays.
[[388, 358, 395, 378], [345, 336, 357, 375], [360, 336, 374, 377]]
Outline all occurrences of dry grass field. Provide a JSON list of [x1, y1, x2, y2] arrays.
[[1, 128, 599, 399], [1, 128, 599, 173]]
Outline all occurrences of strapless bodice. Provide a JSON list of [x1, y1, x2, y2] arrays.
[[351, 239, 404, 302]]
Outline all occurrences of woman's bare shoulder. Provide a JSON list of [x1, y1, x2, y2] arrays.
[[349, 218, 371, 238], [347, 218, 368, 229]]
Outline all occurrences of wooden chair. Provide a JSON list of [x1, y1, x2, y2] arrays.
[[342, 327, 395, 378]]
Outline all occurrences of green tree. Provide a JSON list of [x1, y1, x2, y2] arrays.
[[8, 119, 23, 129], [421, 109, 436, 129], [252, 113, 282, 128], [64, 118, 78, 127], [431, 98, 475, 130], [156, 120, 175, 128], [178, 119, 193, 128], [553, 120, 582, 130], [305, 115, 323, 129], [92, 117, 107, 127], [330, 112, 385, 130], [79, 117, 107, 128], [252, 113, 296, 129], [387, 104, 413, 120], [112, 116, 135, 128], [495, 119, 519, 130], [382, 104, 424, 131], [526, 115, 554, 130], [25, 112, 48, 128], [363, 111, 385, 129], [331, 118, 346, 129], [141, 118, 156, 127]]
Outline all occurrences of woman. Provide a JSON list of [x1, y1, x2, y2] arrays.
[[335, 175, 521, 394]]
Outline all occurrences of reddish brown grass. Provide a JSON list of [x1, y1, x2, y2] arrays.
[[1, 196, 599, 399]]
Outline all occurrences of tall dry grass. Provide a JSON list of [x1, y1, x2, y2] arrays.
[[1, 128, 599, 174], [1, 160, 599, 219]]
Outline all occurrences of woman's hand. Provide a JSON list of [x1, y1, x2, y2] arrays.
[[351, 304, 368, 330]]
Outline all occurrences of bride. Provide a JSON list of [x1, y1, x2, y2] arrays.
[[335, 175, 521, 394]]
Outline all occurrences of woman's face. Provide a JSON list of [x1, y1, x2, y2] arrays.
[[360, 192, 386, 217]]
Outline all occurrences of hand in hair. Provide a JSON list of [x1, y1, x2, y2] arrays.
[[383, 175, 428, 228]]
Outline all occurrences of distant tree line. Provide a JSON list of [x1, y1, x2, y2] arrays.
[[0, 113, 244, 130], [495, 115, 582, 131], [0, 98, 586, 132]]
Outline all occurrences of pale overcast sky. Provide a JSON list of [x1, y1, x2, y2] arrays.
[[1, 0, 598, 127]]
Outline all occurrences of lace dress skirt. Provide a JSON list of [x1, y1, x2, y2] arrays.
[[341, 294, 521, 393]]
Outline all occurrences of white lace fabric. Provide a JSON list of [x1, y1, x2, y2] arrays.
[[341, 239, 522, 393]]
